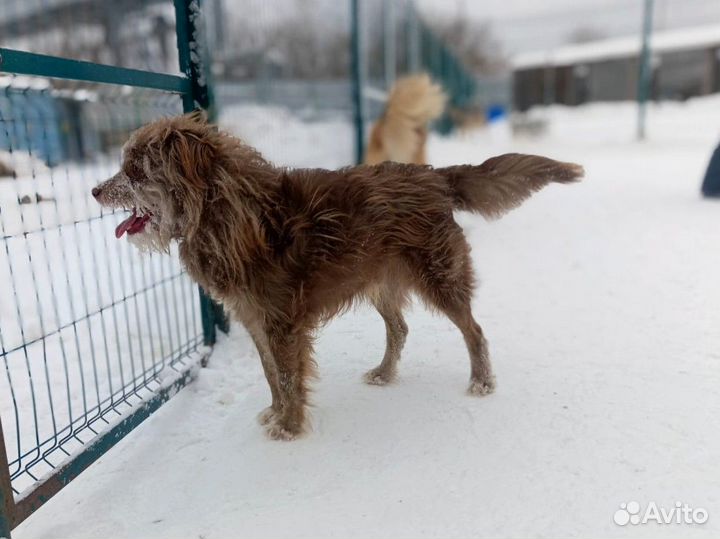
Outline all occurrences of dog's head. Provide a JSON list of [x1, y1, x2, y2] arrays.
[[92, 111, 222, 251]]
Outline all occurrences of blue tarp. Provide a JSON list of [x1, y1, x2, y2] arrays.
[[0, 89, 66, 166]]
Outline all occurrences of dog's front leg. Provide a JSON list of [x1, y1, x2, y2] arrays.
[[264, 323, 314, 441], [244, 322, 282, 426], [233, 307, 282, 426]]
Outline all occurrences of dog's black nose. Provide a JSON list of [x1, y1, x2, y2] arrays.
[[91, 186, 102, 198]]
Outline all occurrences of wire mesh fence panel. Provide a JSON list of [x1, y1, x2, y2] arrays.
[[0, 1, 211, 531], [209, 0, 478, 170], [0, 82, 204, 496], [210, 0, 355, 169]]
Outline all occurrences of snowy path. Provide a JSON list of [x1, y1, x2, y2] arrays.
[[13, 100, 720, 538]]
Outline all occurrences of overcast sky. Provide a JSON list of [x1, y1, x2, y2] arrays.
[[414, 0, 720, 54], [223, 0, 720, 59]]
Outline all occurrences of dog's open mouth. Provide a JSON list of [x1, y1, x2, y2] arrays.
[[115, 209, 152, 238]]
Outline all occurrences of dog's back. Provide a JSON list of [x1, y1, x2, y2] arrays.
[[365, 74, 446, 165], [259, 156, 581, 323]]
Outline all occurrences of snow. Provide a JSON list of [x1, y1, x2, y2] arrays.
[[0, 150, 49, 179], [220, 103, 354, 169], [188, 0, 208, 89], [11, 94, 720, 538], [0, 75, 51, 91]]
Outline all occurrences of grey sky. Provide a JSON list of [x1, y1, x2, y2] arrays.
[[414, 0, 720, 54], [220, 0, 720, 60]]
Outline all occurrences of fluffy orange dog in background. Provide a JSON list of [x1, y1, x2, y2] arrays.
[[365, 73, 446, 165]]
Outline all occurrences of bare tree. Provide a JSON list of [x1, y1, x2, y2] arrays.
[[426, 18, 506, 75], [222, 13, 348, 80]]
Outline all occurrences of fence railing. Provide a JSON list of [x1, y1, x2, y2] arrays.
[[0, 1, 223, 536]]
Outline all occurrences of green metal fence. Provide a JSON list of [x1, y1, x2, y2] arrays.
[[355, 0, 478, 154], [0, 1, 223, 535]]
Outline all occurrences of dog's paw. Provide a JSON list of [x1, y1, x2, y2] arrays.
[[257, 406, 279, 426], [264, 422, 302, 441], [467, 376, 496, 396], [363, 367, 395, 386]]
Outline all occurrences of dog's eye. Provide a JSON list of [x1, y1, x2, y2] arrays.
[[125, 159, 144, 182]]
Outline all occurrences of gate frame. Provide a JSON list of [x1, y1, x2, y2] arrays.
[[0, 1, 223, 535]]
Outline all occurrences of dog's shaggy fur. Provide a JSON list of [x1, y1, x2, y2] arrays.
[[365, 73, 447, 165], [93, 112, 583, 440]]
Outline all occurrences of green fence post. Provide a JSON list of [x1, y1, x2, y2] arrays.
[[406, 2, 420, 73], [0, 418, 15, 538], [174, 0, 214, 116], [637, 0, 654, 141], [174, 0, 227, 345], [350, 0, 365, 165], [383, 0, 396, 90]]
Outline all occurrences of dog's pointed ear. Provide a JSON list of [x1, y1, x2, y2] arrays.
[[186, 109, 220, 133], [187, 109, 208, 124]]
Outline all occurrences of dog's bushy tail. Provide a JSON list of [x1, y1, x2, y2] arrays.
[[439, 153, 584, 219], [385, 73, 447, 125]]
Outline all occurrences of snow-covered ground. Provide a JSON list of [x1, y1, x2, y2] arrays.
[[220, 103, 354, 169], [12, 95, 720, 538]]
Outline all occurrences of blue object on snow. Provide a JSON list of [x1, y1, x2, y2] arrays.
[[486, 104, 506, 123], [701, 143, 720, 198]]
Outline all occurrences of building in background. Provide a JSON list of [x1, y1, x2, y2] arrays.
[[512, 24, 720, 111]]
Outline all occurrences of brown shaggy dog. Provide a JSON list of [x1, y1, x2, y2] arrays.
[[92, 112, 583, 440], [365, 73, 446, 165]]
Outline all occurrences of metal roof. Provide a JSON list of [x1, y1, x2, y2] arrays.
[[513, 24, 720, 70]]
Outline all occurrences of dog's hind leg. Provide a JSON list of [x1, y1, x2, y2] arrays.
[[443, 301, 495, 396], [411, 227, 496, 396], [364, 290, 409, 386]]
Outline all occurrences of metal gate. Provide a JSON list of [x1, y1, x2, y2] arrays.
[[0, 1, 223, 535]]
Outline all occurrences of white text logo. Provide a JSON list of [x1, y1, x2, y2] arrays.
[[613, 501, 708, 526]]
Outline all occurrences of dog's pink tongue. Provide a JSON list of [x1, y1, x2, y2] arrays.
[[115, 211, 138, 238], [127, 213, 151, 235]]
